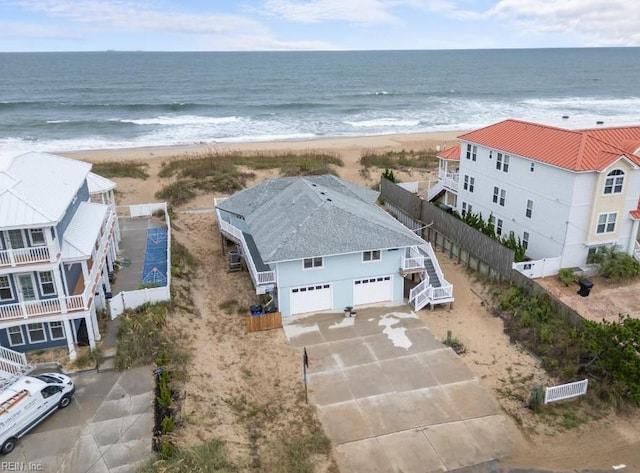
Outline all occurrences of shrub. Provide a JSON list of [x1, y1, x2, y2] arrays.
[[598, 248, 640, 281], [558, 268, 577, 286]]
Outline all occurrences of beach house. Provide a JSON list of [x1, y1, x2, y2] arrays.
[[429, 119, 640, 270], [215, 175, 453, 316], [0, 152, 119, 362]]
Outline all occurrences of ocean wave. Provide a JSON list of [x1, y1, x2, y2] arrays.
[[118, 115, 240, 126], [345, 118, 422, 128]]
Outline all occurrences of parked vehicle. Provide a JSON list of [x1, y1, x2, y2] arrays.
[[0, 373, 75, 455]]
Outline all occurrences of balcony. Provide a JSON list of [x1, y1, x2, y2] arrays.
[[400, 246, 425, 274], [214, 199, 276, 294], [0, 211, 116, 321], [0, 244, 58, 268]]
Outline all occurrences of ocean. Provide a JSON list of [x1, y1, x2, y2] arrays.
[[0, 48, 639, 158]]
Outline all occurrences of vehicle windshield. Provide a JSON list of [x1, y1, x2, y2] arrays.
[[34, 374, 62, 384]]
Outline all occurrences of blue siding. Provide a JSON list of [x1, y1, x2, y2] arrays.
[[0, 323, 68, 353], [64, 263, 82, 296], [56, 180, 90, 239], [276, 249, 405, 316], [218, 209, 249, 233]]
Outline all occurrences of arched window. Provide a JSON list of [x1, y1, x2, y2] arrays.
[[604, 169, 625, 195]]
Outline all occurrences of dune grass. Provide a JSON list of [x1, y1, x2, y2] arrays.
[[156, 150, 344, 206], [91, 160, 150, 179], [359, 148, 438, 170]]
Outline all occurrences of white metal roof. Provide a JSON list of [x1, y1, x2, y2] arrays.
[[87, 172, 116, 194], [0, 152, 91, 229], [62, 202, 109, 260]]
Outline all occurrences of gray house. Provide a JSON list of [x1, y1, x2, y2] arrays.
[[215, 175, 453, 317]]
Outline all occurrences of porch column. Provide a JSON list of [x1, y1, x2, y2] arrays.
[[628, 219, 640, 256], [89, 304, 101, 342], [44, 226, 56, 263], [64, 318, 77, 361], [102, 263, 111, 293], [81, 260, 90, 285], [53, 267, 68, 313]]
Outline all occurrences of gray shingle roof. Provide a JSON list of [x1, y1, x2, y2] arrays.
[[217, 175, 424, 263]]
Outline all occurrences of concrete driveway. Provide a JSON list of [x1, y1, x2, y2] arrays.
[[4, 367, 154, 473], [284, 306, 519, 473]]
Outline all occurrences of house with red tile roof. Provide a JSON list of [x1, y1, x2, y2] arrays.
[[430, 119, 640, 271]]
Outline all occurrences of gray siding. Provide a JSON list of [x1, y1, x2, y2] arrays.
[[56, 180, 90, 238]]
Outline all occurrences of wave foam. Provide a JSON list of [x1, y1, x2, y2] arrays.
[[119, 115, 240, 126]]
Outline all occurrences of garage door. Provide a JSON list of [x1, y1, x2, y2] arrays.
[[290, 284, 332, 315], [353, 275, 393, 306]]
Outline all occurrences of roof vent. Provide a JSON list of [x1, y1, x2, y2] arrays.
[[596, 121, 604, 125], [311, 184, 317, 187], [320, 192, 326, 195], [326, 198, 332, 202]]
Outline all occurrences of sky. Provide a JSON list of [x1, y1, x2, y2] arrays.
[[1, 0, 639, 52]]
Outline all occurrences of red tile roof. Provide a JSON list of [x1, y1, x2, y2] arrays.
[[437, 145, 460, 161], [458, 119, 640, 172], [630, 209, 640, 220]]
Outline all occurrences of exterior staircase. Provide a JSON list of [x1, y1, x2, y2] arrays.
[[0, 346, 33, 389], [408, 244, 453, 311]]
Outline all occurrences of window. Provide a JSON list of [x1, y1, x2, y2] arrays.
[[49, 321, 65, 340], [465, 144, 477, 161], [596, 212, 617, 234], [503, 155, 510, 172], [27, 323, 46, 343], [523, 231, 530, 250], [461, 202, 467, 216], [499, 189, 506, 207], [496, 153, 510, 172], [603, 169, 625, 195], [489, 150, 493, 160], [38, 271, 56, 296], [496, 219, 503, 236], [0, 276, 12, 301], [303, 257, 323, 269], [526, 200, 534, 218], [496, 153, 503, 170], [8, 230, 25, 249], [41, 385, 62, 399], [493, 186, 499, 204], [363, 250, 381, 262], [463, 175, 475, 193], [530, 162, 535, 172], [7, 326, 24, 347], [28, 228, 46, 246]]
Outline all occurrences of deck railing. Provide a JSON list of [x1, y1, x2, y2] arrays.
[[401, 246, 425, 272], [0, 244, 56, 267], [0, 211, 116, 321], [214, 200, 276, 291], [0, 346, 32, 389]]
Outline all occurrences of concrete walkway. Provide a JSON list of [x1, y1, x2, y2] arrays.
[[5, 367, 154, 473], [284, 307, 519, 473]]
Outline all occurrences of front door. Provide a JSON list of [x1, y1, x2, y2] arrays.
[[17, 274, 36, 301]]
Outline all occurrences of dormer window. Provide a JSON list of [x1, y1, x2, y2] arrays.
[[603, 169, 624, 195]]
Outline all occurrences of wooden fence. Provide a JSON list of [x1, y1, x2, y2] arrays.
[[246, 312, 283, 332], [381, 178, 515, 279], [544, 379, 589, 404]]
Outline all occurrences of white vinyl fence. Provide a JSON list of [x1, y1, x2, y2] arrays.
[[110, 202, 172, 319], [110, 286, 171, 318], [544, 379, 588, 404], [513, 256, 562, 279]]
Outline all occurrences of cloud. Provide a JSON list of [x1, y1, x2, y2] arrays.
[[486, 0, 640, 45], [16, 0, 266, 35], [261, 0, 398, 24], [0, 21, 77, 39]]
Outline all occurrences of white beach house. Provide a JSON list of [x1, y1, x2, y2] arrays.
[[0, 152, 119, 362], [430, 119, 640, 270]]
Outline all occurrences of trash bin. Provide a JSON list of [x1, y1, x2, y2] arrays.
[[577, 279, 593, 297], [250, 304, 264, 316]]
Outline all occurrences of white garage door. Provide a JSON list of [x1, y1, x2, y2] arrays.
[[290, 284, 332, 315], [353, 275, 393, 306]]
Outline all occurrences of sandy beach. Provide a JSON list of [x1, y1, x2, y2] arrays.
[[61, 130, 640, 472]]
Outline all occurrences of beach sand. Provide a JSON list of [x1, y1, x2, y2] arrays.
[[65, 131, 640, 471]]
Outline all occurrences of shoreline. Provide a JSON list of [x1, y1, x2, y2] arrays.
[[59, 130, 466, 163]]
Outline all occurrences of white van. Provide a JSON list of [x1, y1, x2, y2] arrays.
[[0, 373, 75, 455]]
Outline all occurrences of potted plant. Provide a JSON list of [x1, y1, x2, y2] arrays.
[[344, 306, 353, 318]]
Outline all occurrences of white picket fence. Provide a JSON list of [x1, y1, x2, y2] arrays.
[[513, 256, 562, 279], [544, 379, 588, 404]]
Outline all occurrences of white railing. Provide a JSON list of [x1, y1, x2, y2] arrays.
[[426, 180, 445, 202], [409, 275, 431, 311], [0, 244, 56, 267], [401, 246, 425, 271], [0, 211, 118, 321], [432, 284, 454, 301], [420, 243, 451, 288], [0, 346, 32, 389], [513, 256, 562, 279], [634, 240, 640, 262], [214, 201, 276, 290], [544, 379, 589, 404]]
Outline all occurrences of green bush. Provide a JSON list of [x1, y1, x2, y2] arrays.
[[558, 268, 577, 286], [597, 247, 640, 281]]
